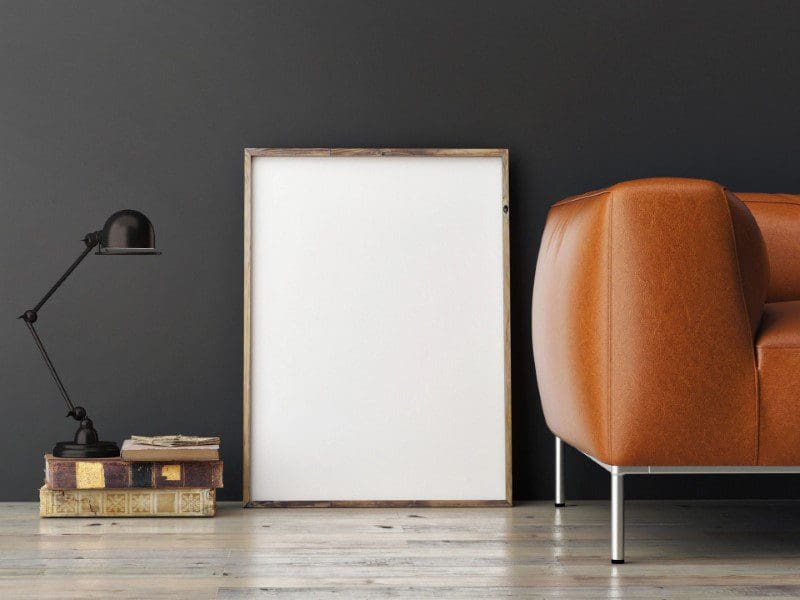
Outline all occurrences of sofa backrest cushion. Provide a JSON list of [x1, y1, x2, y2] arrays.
[[738, 193, 800, 303]]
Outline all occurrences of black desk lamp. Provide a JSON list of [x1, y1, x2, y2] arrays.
[[20, 210, 160, 458]]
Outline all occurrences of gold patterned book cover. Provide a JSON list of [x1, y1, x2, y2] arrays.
[[39, 486, 216, 517]]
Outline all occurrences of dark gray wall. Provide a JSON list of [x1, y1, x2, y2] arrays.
[[2, 1, 799, 501]]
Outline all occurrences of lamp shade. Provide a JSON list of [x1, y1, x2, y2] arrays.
[[97, 209, 160, 255]]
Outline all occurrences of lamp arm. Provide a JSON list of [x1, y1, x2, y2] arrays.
[[23, 320, 78, 417], [19, 232, 101, 421], [27, 231, 100, 317]]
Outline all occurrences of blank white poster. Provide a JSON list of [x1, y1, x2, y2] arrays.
[[248, 153, 508, 502]]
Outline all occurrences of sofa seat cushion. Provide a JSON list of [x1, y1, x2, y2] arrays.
[[756, 300, 800, 464]]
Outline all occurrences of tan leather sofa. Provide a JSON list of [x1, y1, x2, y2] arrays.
[[531, 177, 800, 563]]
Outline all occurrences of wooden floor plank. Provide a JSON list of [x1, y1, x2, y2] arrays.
[[2, 500, 800, 599]]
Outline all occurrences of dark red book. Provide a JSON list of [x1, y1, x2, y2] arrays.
[[44, 454, 223, 490]]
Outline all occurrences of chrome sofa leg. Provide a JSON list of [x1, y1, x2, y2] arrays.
[[555, 436, 565, 507], [611, 471, 625, 564]]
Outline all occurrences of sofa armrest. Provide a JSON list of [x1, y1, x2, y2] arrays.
[[532, 178, 769, 466]]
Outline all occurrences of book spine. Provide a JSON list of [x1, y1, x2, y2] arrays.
[[120, 450, 219, 462], [45, 459, 223, 490], [39, 486, 216, 517]]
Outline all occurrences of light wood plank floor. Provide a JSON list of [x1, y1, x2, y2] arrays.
[[2, 500, 800, 598]]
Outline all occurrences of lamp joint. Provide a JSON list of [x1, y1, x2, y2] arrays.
[[82, 231, 101, 248], [67, 406, 87, 421]]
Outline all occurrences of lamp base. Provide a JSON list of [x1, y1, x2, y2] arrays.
[[53, 441, 120, 458]]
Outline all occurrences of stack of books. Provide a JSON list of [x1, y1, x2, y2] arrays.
[[39, 436, 223, 517]]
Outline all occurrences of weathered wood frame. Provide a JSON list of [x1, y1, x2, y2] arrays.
[[243, 148, 511, 507]]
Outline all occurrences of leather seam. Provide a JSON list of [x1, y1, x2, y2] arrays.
[[551, 189, 607, 208], [756, 346, 763, 466], [723, 188, 760, 466], [742, 198, 800, 207], [755, 345, 800, 350], [607, 190, 613, 465]]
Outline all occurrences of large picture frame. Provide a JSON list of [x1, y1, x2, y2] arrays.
[[243, 148, 511, 507]]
